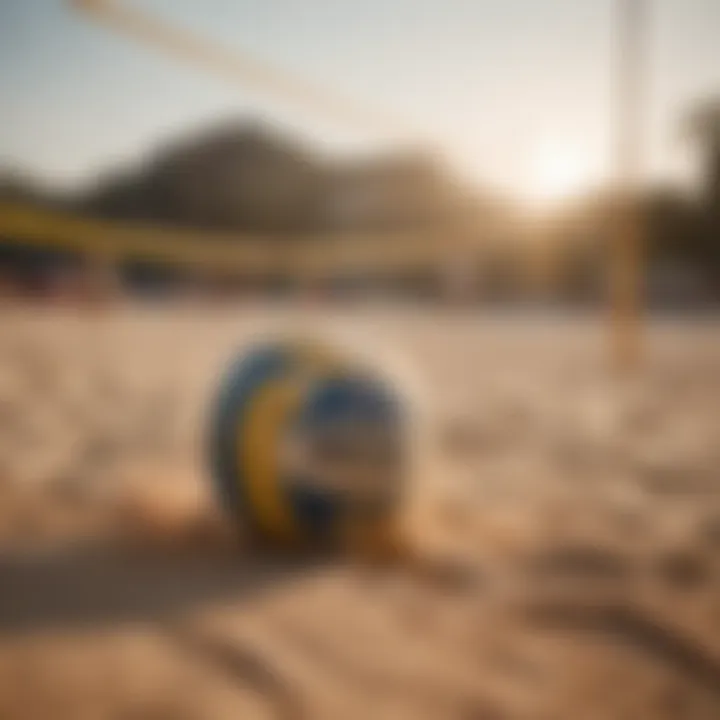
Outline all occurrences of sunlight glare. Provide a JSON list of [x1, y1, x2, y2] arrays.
[[522, 141, 594, 206]]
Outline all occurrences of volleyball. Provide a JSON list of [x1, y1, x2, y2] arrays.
[[208, 338, 409, 548]]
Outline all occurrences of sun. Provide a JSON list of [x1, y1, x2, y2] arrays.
[[522, 141, 594, 206]]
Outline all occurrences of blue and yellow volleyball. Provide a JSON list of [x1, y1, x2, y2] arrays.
[[208, 338, 410, 547]]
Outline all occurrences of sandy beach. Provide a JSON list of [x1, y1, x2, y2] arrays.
[[0, 304, 718, 719]]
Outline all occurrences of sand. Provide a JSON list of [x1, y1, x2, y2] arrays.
[[0, 303, 718, 719]]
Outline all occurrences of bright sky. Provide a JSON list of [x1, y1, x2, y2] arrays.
[[1, 0, 719, 201]]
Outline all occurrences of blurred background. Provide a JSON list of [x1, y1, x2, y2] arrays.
[[0, 0, 718, 305], [0, 2, 718, 719]]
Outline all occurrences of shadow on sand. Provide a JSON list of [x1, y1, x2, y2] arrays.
[[0, 543, 332, 638]]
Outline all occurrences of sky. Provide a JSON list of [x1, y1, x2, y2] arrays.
[[1, 0, 719, 201]]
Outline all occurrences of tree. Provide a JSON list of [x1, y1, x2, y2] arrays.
[[686, 99, 720, 208], [684, 98, 720, 288]]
